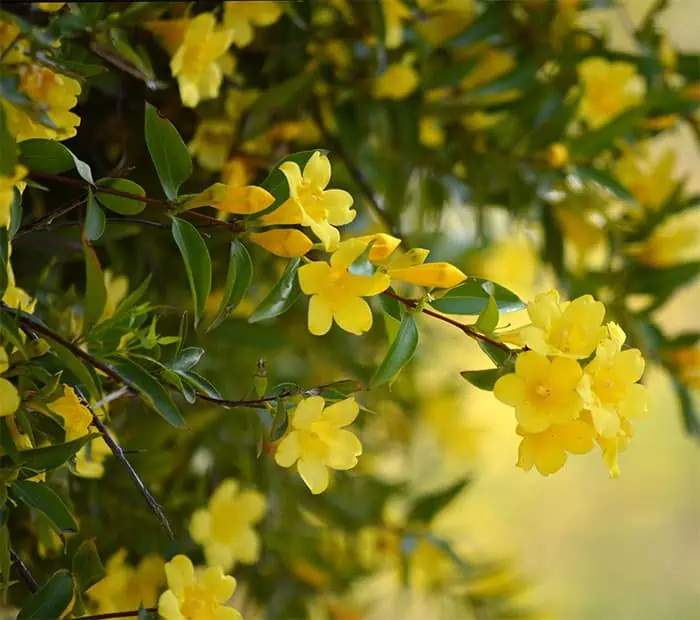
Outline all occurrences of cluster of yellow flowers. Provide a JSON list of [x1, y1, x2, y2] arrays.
[[495, 291, 648, 478]]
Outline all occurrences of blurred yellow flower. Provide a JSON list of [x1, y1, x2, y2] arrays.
[[373, 62, 419, 100], [381, 0, 412, 48], [509, 290, 606, 359], [596, 414, 634, 479], [222, 157, 253, 188], [0, 19, 25, 64], [190, 478, 266, 571], [46, 385, 92, 441], [408, 539, 457, 591], [36, 2, 65, 12], [223, 1, 282, 48], [87, 550, 165, 613], [460, 47, 515, 93], [421, 395, 480, 461], [613, 143, 678, 211], [158, 554, 241, 620], [298, 239, 390, 336], [102, 269, 129, 320], [275, 396, 362, 494], [269, 151, 355, 251], [0, 166, 26, 228], [4, 255, 35, 313], [668, 345, 700, 389], [631, 218, 700, 267], [494, 351, 583, 433], [145, 19, 190, 55], [249, 229, 313, 258], [516, 419, 594, 475], [74, 436, 112, 479], [416, 0, 474, 46], [419, 116, 444, 148], [577, 323, 648, 438], [188, 119, 236, 172], [577, 58, 644, 128], [171, 13, 233, 108]]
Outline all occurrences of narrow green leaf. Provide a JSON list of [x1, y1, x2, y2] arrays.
[[431, 278, 524, 315], [568, 105, 647, 158], [12, 481, 78, 533], [0, 525, 9, 595], [83, 189, 106, 242], [408, 479, 470, 524], [9, 188, 21, 239], [269, 401, 289, 442], [144, 102, 192, 200], [674, 380, 700, 438], [19, 139, 93, 183], [95, 178, 146, 215], [461, 367, 507, 391], [0, 228, 8, 300], [170, 347, 204, 372], [0, 311, 26, 358], [176, 371, 222, 400], [171, 217, 212, 327], [248, 258, 302, 323], [72, 540, 105, 593], [17, 569, 74, 620], [49, 341, 100, 401], [0, 104, 17, 176], [370, 312, 419, 388], [82, 241, 107, 334], [478, 340, 513, 366], [474, 294, 499, 333], [207, 240, 253, 333], [108, 356, 185, 427], [575, 166, 635, 202], [17, 435, 95, 475]]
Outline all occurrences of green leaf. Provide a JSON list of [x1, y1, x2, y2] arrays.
[[83, 189, 106, 242], [19, 139, 93, 183], [72, 540, 105, 593], [0, 418, 21, 463], [9, 188, 21, 239], [0, 104, 17, 176], [474, 293, 499, 333], [170, 347, 204, 372], [176, 371, 222, 400], [0, 227, 8, 300], [16, 435, 95, 475], [447, 5, 502, 48], [0, 524, 9, 595], [408, 479, 470, 524], [568, 106, 647, 158], [269, 401, 289, 442], [0, 310, 26, 358], [49, 341, 100, 401], [144, 102, 192, 200], [82, 241, 107, 334], [628, 262, 700, 302], [370, 312, 419, 388], [12, 481, 78, 533], [478, 340, 513, 366], [574, 166, 635, 202], [248, 258, 302, 323], [95, 178, 146, 215], [430, 278, 524, 315], [171, 217, 212, 328], [467, 60, 539, 100], [108, 356, 185, 427], [674, 380, 700, 438], [461, 367, 507, 391], [17, 569, 75, 620], [207, 240, 253, 333]]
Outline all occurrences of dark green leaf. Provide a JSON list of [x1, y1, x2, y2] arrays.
[[144, 102, 192, 200], [575, 166, 635, 202], [270, 401, 289, 442], [478, 340, 513, 366], [447, 5, 502, 48], [177, 371, 222, 400], [569, 106, 647, 158], [0, 525, 9, 594], [12, 481, 78, 533], [171, 217, 212, 328], [72, 540, 105, 593], [0, 104, 17, 176], [461, 367, 507, 391], [474, 293, 499, 333], [431, 277, 524, 315], [95, 178, 146, 215], [83, 189, 106, 242], [170, 347, 203, 372], [0, 418, 21, 463], [370, 312, 419, 388], [408, 479, 469, 524], [9, 188, 21, 239], [19, 139, 93, 183], [0, 311, 26, 358], [82, 241, 107, 334], [49, 341, 100, 401], [17, 435, 95, 475], [674, 380, 700, 438], [207, 240, 253, 333], [108, 356, 185, 427], [248, 258, 302, 323], [0, 228, 8, 300], [628, 262, 700, 301], [17, 569, 74, 619]]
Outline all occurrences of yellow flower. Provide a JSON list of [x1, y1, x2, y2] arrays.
[[613, 144, 678, 211], [46, 385, 92, 441], [87, 550, 165, 613], [668, 346, 700, 389], [460, 47, 515, 94], [298, 239, 390, 336], [74, 436, 112, 479], [223, 1, 282, 48], [102, 269, 128, 320], [421, 395, 479, 461], [3, 256, 35, 313], [546, 143, 569, 168], [577, 58, 644, 128], [222, 158, 253, 189], [189, 479, 266, 572], [188, 119, 236, 172], [158, 554, 241, 620], [416, 0, 474, 46], [631, 218, 700, 267], [388, 262, 466, 289], [2, 65, 81, 141], [0, 165, 26, 228], [460, 110, 505, 131], [373, 62, 419, 100], [353, 233, 402, 262], [268, 151, 355, 251], [494, 351, 583, 433], [275, 396, 362, 494], [419, 116, 444, 148], [381, 0, 412, 48], [577, 323, 648, 438], [187, 183, 274, 216], [513, 290, 606, 359], [171, 13, 233, 108], [36, 2, 65, 12], [145, 19, 190, 56], [516, 419, 595, 475], [249, 229, 313, 258]]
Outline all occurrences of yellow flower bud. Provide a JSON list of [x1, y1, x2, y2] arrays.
[[388, 262, 467, 289], [353, 233, 402, 262], [546, 143, 569, 168], [249, 229, 313, 258]]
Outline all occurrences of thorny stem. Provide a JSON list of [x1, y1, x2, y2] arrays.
[[10, 549, 39, 593], [75, 608, 158, 620], [75, 388, 174, 539], [382, 289, 514, 354], [310, 100, 404, 241]]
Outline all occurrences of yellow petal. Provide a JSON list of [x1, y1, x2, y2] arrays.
[[164, 555, 195, 597], [279, 161, 303, 200], [493, 373, 524, 408], [324, 429, 362, 470], [298, 262, 331, 295], [323, 189, 355, 225], [216, 608, 243, 620], [514, 351, 550, 382], [218, 185, 274, 215], [292, 396, 325, 430], [303, 151, 331, 190], [0, 378, 20, 417], [322, 397, 359, 427], [236, 490, 266, 522], [274, 430, 301, 467], [332, 296, 373, 335], [308, 295, 333, 336], [229, 527, 260, 564], [185, 183, 228, 210], [297, 457, 330, 494], [619, 383, 649, 419], [199, 567, 236, 603], [189, 509, 212, 544], [616, 349, 645, 384], [354, 234, 402, 261], [331, 238, 370, 269], [249, 229, 313, 257], [308, 218, 340, 251], [559, 420, 595, 455], [158, 590, 183, 620], [388, 262, 466, 288]]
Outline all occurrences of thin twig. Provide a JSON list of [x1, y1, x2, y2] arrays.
[[383, 289, 514, 353], [75, 387, 174, 539], [310, 100, 404, 240], [15, 197, 88, 239], [75, 608, 157, 620], [93, 386, 132, 410], [10, 549, 39, 593]]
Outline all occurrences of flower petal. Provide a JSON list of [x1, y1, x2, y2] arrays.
[[332, 296, 373, 335], [158, 590, 183, 620], [325, 429, 362, 470], [199, 567, 237, 603], [164, 555, 195, 597], [515, 351, 550, 382], [297, 457, 330, 494], [619, 383, 649, 419], [324, 189, 355, 225], [308, 218, 340, 252], [189, 509, 212, 544], [215, 608, 243, 620], [330, 238, 368, 269], [322, 397, 359, 427], [298, 262, 330, 295], [279, 161, 303, 201], [0, 378, 20, 417], [303, 151, 331, 189], [236, 490, 266, 523], [250, 229, 312, 258], [230, 527, 260, 564], [274, 430, 301, 467], [204, 544, 235, 573], [292, 396, 325, 429], [493, 373, 525, 407], [308, 295, 333, 336]]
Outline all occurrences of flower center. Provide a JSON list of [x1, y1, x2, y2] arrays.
[[181, 585, 218, 619], [535, 385, 551, 398]]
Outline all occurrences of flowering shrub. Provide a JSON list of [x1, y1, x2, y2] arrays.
[[0, 1, 698, 618]]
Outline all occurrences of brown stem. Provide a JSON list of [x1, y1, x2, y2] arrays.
[[10, 548, 39, 593], [74, 608, 157, 620], [382, 289, 514, 354]]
